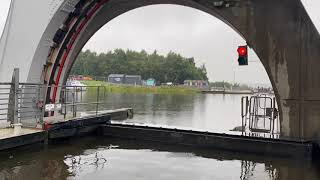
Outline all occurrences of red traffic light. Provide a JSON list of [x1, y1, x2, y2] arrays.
[[237, 46, 248, 57]]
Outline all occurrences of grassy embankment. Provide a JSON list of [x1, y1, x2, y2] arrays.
[[82, 80, 200, 95]]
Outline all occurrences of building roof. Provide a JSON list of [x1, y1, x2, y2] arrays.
[[184, 80, 208, 82], [125, 75, 141, 78], [108, 74, 125, 78], [108, 74, 142, 78]]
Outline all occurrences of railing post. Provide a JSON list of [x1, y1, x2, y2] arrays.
[[64, 87, 67, 119], [96, 86, 100, 116], [72, 87, 76, 118], [38, 84, 44, 125], [241, 97, 244, 135], [8, 68, 19, 124]]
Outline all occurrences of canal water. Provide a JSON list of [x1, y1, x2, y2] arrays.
[[0, 92, 319, 180], [80, 93, 245, 132]]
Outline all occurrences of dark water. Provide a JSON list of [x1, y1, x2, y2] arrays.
[[0, 137, 318, 180], [0, 92, 319, 180]]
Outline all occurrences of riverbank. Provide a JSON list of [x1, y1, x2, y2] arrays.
[[82, 80, 200, 94]]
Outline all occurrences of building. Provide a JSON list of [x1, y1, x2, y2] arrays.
[[108, 74, 142, 85], [108, 74, 124, 84], [68, 75, 92, 81], [124, 75, 142, 85], [184, 80, 209, 88], [142, 78, 156, 86], [146, 78, 156, 86]]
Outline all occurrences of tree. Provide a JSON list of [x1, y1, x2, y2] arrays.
[[71, 49, 209, 84]]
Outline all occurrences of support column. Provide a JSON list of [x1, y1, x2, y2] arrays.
[[8, 68, 19, 124]]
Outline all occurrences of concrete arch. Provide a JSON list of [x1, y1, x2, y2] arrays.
[[19, 0, 320, 141]]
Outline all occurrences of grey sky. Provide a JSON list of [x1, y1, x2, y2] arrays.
[[0, 0, 319, 85], [0, 0, 10, 33]]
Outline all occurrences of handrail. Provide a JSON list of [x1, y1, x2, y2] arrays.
[[0, 83, 13, 85], [0, 81, 117, 126], [241, 94, 279, 136]]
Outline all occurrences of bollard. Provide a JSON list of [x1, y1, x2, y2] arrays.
[[13, 123, 22, 135]]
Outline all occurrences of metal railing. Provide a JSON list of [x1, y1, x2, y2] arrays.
[[0, 68, 116, 128], [0, 83, 11, 123], [18, 83, 44, 127], [0, 82, 43, 127], [241, 94, 279, 137], [0, 83, 114, 127], [58, 85, 109, 119]]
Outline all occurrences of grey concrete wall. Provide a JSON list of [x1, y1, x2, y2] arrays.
[[0, 0, 66, 83]]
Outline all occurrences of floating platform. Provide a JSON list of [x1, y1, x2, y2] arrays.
[[47, 113, 111, 139], [46, 108, 133, 139], [98, 123, 314, 160], [0, 108, 132, 151], [80, 108, 134, 121], [0, 127, 45, 151], [44, 108, 133, 124], [0, 107, 316, 160]]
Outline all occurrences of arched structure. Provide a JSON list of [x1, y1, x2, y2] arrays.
[[0, 0, 320, 141]]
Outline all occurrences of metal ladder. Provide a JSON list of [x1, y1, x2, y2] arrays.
[[241, 94, 279, 135]]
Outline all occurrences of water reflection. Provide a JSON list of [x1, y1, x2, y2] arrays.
[[24, 92, 320, 180], [65, 151, 108, 177], [74, 92, 243, 132], [0, 137, 318, 180]]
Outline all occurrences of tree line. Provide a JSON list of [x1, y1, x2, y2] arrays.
[[71, 49, 208, 84]]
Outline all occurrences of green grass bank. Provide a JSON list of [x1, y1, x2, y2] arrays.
[[82, 80, 200, 95]]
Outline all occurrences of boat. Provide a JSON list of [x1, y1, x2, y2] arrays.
[[66, 80, 87, 91]]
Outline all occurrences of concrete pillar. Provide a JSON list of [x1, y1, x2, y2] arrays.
[[8, 68, 19, 124]]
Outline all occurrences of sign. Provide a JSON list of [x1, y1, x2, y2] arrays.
[[45, 104, 62, 112]]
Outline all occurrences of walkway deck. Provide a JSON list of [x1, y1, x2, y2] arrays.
[[0, 108, 132, 151], [44, 108, 133, 124]]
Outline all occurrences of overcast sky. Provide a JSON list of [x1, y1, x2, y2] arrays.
[[0, 0, 319, 85]]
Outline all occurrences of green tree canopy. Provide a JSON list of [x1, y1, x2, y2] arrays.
[[71, 49, 208, 84]]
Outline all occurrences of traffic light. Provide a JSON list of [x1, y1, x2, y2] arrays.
[[237, 46, 248, 66]]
